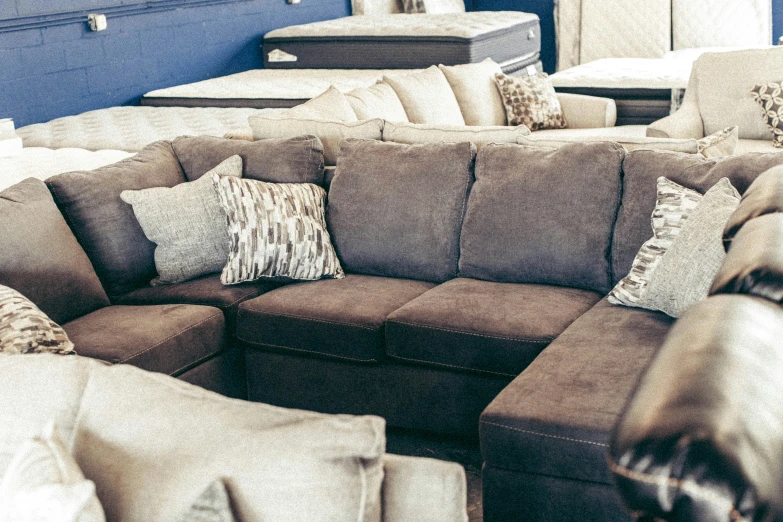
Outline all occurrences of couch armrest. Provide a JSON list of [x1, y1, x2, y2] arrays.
[[646, 99, 704, 139], [556, 93, 617, 129], [381, 454, 468, 522]]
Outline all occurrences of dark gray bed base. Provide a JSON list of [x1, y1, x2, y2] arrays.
[[554, 87, 676, 126]]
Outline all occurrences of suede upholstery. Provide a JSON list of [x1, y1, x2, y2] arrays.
[[237, 274, 435, 362], [459, 142, 624, 293], [723, 165, 783, 248], [327, 139, 475, 283], [171, 135, 325, 185], [386, 278, 601, 377], [0, 179, 109, 325], [46, 141, 187, 297], [63, 304, 225, 376]]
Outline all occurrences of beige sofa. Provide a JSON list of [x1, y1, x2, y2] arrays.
[[647, 47, 783, 153], [0, 354, 468, 522]]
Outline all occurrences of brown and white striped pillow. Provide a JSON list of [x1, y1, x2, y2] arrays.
[[0, 285, 75, 355], [214, 176, 344, 284]]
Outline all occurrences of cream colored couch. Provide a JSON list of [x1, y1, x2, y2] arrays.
[[647, 47, 783, 154], [0, 354, 468, 522]]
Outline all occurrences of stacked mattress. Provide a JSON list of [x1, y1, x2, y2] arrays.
[[262, 13, 541, 73]]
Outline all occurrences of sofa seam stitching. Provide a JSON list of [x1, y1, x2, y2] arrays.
[[240, 337, 378, 363], [167, 349, 224, 376], [389, 354, 516, 378], [480, 420, 609, 447], [221, 289, 262, 310], [454, 150, 474, 278], [237, 308, 378, 331], [119, 312, 223, 364], [387, 319, 553, 343]]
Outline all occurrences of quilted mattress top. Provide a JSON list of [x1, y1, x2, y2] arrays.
[[264, 12, 539, 40], [17, 106, 263, 152], [549, 57, 693, 90]]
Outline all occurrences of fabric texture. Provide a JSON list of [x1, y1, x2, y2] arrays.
[[751, 82, 783, 148], [345, 82, 409, 122], [215, 176, 343, 284], [494, 72, 567, 131], [248, 115, 384, 166], [176, 480, 235, 522], [383, 66, 466, 125], [518, 133, 699, 154], [0, 423, 105, 522], [401, 0, 465, 13], [643, 178, 740, 317], [287, 86, 358, 122], [0, 285, 75, 355], [383, 121, 529, 149], [328, 139, 475, 283], [120, 156, 242, 285], [608, 177, 703, 308], [697, 126, 739, 157], [439, 59, 507, 126]]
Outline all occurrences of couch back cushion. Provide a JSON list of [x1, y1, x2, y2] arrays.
[[459, 142, 624, 293], [327, 139, 475, 282], [0, 179, 109, 324], [46, 141, 186, 297], [383, 121, 529, 150], [172, 135, 325, 185], [613, 150, 783, 284]]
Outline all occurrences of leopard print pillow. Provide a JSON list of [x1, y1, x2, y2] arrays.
[[0, 284, 75, 355], [494, 72, 567, 131]]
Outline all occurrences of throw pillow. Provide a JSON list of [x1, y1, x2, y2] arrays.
[[0, 285, 75, 355], [439, 59, 507, 126], [345, 82, 409, 122], [287, 86, 358, 122], [0, 422, 105, 522], [494, 72, 567, 131], [401, 0, 464, 13], [384, 66, 466, 126], [697, 126, 739, 158], [214, 176, 344, 284], [120, 155, 243, 285], [383, 121, 529, 149], [643, 178, 740, 317], [751, 82, 783, 148], [177, 480, 235, 522]]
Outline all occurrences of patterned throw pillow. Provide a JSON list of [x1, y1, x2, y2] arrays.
[[214, 176, 344, 284], [0, 285, 75, 355], [697, 126, 738, 158], [608, 178, 702, 308], [751, 82, 783, 148], [176, 480, 235, 522], [493, 72, 567, 131]]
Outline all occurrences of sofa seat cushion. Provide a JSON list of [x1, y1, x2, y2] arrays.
[[62, 304, 225, 376], [236, 274, 435, 363], [480, 299, 674, 485], [114, 274, 280, 330], [386, 278, 601, 377]]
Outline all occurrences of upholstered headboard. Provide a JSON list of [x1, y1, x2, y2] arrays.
[[350, 0, 404, 15]]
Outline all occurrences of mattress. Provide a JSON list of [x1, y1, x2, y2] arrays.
[[672, 0, 771, 50], [262, 13, 541, 72], [0, 147, 133, 191], [17, 106, 264, 152]]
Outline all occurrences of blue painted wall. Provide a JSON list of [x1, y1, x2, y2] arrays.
[[0, 0, 349, 126]]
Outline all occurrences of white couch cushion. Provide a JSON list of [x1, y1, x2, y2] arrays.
[[439, 59, 506, 126], [384, 121, 529, 149], [384, 66, 465, 126], [345, 82, 409, 122]]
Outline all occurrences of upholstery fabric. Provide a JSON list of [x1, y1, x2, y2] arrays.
[[385, 278, 601, 377], [460, 142, 624, 293], [644, 178, 740, 317], [0, 285, 75, 355], [383, 121, 529, 150], [672, 0, 771, 50], [287, 86, 358, 122], [62, 304, 225, 376], [723, 165, 783, 246], [215, 177, 344, 284], [328, 140, 475, 283], [751, 82, 783, 148], [176, 480, 235, 522], [247, 115, 384, 166], [439, 59, 507, 126], [171, 135, 325, 186], [401, 0, 465, 13], [612, 149, 783, 284], [120, 156, 242, 286], [494, 72, 567, 131], [46, 141, 187, 297], [518, 133, 699, 153], [383, 66, 466, 125], [237, 274, 435, 362], [0, 179, 109, 324], [345, 82, 409, 122], [697, 126, 739, 157]]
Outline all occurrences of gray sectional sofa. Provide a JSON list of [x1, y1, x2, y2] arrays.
[[3, 133, 783, 521]]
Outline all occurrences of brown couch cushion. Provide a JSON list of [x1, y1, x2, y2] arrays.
[[480, 299, 674, 484], [723, 165, 783, 248], [0, 179, 109, 324], [385, 278, 601, 377], [114, 274, 281, 330], [327, 140, 475, 283], [171, 135, 325, 185], [63, 304, 225, 376], [46, 141, 186, 297], [459, 142, 624, 293], [613, 150, 783, 285], [236, 274, 435, 362]]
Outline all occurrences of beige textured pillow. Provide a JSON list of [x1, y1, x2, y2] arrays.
[[697, 126, 739, 158], [287, 86, 358, 122], [384, 121, 529, 149], [248, 115, 384, 165], [494, 72, 567, 131], [384, 66, 466, 125], [176, 480, 235, 522], [439, 59, 507, 126], [0, 285, 75, 355], [518, 134, 700, 153], [345, 82, 409, 122]]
